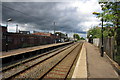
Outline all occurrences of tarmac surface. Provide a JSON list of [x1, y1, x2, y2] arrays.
[[72, 42, 119, 80], [85, 42, 119, 80]]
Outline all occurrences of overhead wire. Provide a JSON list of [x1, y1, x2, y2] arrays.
[[1, 4, 86, 34], [2, 4, 42, 22]]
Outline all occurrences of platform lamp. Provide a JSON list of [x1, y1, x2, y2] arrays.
[[6, 18, 12, 27], [93, 12, 104, 57], [6, 18, 12, 52]]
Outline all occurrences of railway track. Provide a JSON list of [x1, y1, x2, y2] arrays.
[[1, 42, 83, 79], [1, 43, 74, 72], [1, 43, 75, 79], [41, 42, 83, 79]]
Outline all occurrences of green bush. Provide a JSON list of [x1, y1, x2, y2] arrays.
[[115, 54, 120, 65]]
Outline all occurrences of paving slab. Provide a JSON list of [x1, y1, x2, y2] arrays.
[[72, 43, 87, 80]]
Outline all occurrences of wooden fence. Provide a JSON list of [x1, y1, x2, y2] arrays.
[[93, 37, 120, 65]]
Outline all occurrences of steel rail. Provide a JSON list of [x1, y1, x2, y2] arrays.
[[2, 43, 77, 79]]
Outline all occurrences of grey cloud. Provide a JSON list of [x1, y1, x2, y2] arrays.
[[2, 2, 87, 33]]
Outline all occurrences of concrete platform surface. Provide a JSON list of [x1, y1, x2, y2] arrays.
[[72, 42, 119, 80], [72, 43, 87, 79]]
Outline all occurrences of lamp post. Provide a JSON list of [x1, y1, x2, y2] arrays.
[[93, 12, 104, 57], [53, 22, 56, 43], [6, 18, 12, 52], [16, 24, 18, 33]]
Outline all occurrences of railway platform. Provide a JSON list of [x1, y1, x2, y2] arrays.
[[1, 42, 73, 64], [1, 41, 120, 79], [72, 42, 120, 80], [1, 42, 72, 58]]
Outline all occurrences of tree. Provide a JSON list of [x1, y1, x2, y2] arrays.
[[55, 32, 66, 38], [87, 26, 115, 39], [73, 34, 80, 40], [87, 26, 101, 39], [98, 2, 120, 24], [98, 2, 120, 64], [80, 37, 85, 40], [98, 2, 120, 37]]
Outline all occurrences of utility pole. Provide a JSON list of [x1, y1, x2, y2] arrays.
[[6, 22, 8, 52], [16, 24, 18, 33], [6, 18, 12, 52], [93, 12, 104, 57], [101, 15, 104, 57], [54, 22, 56, 43]]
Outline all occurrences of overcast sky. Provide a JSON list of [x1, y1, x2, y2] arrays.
[[1, 0, 102, 38]]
